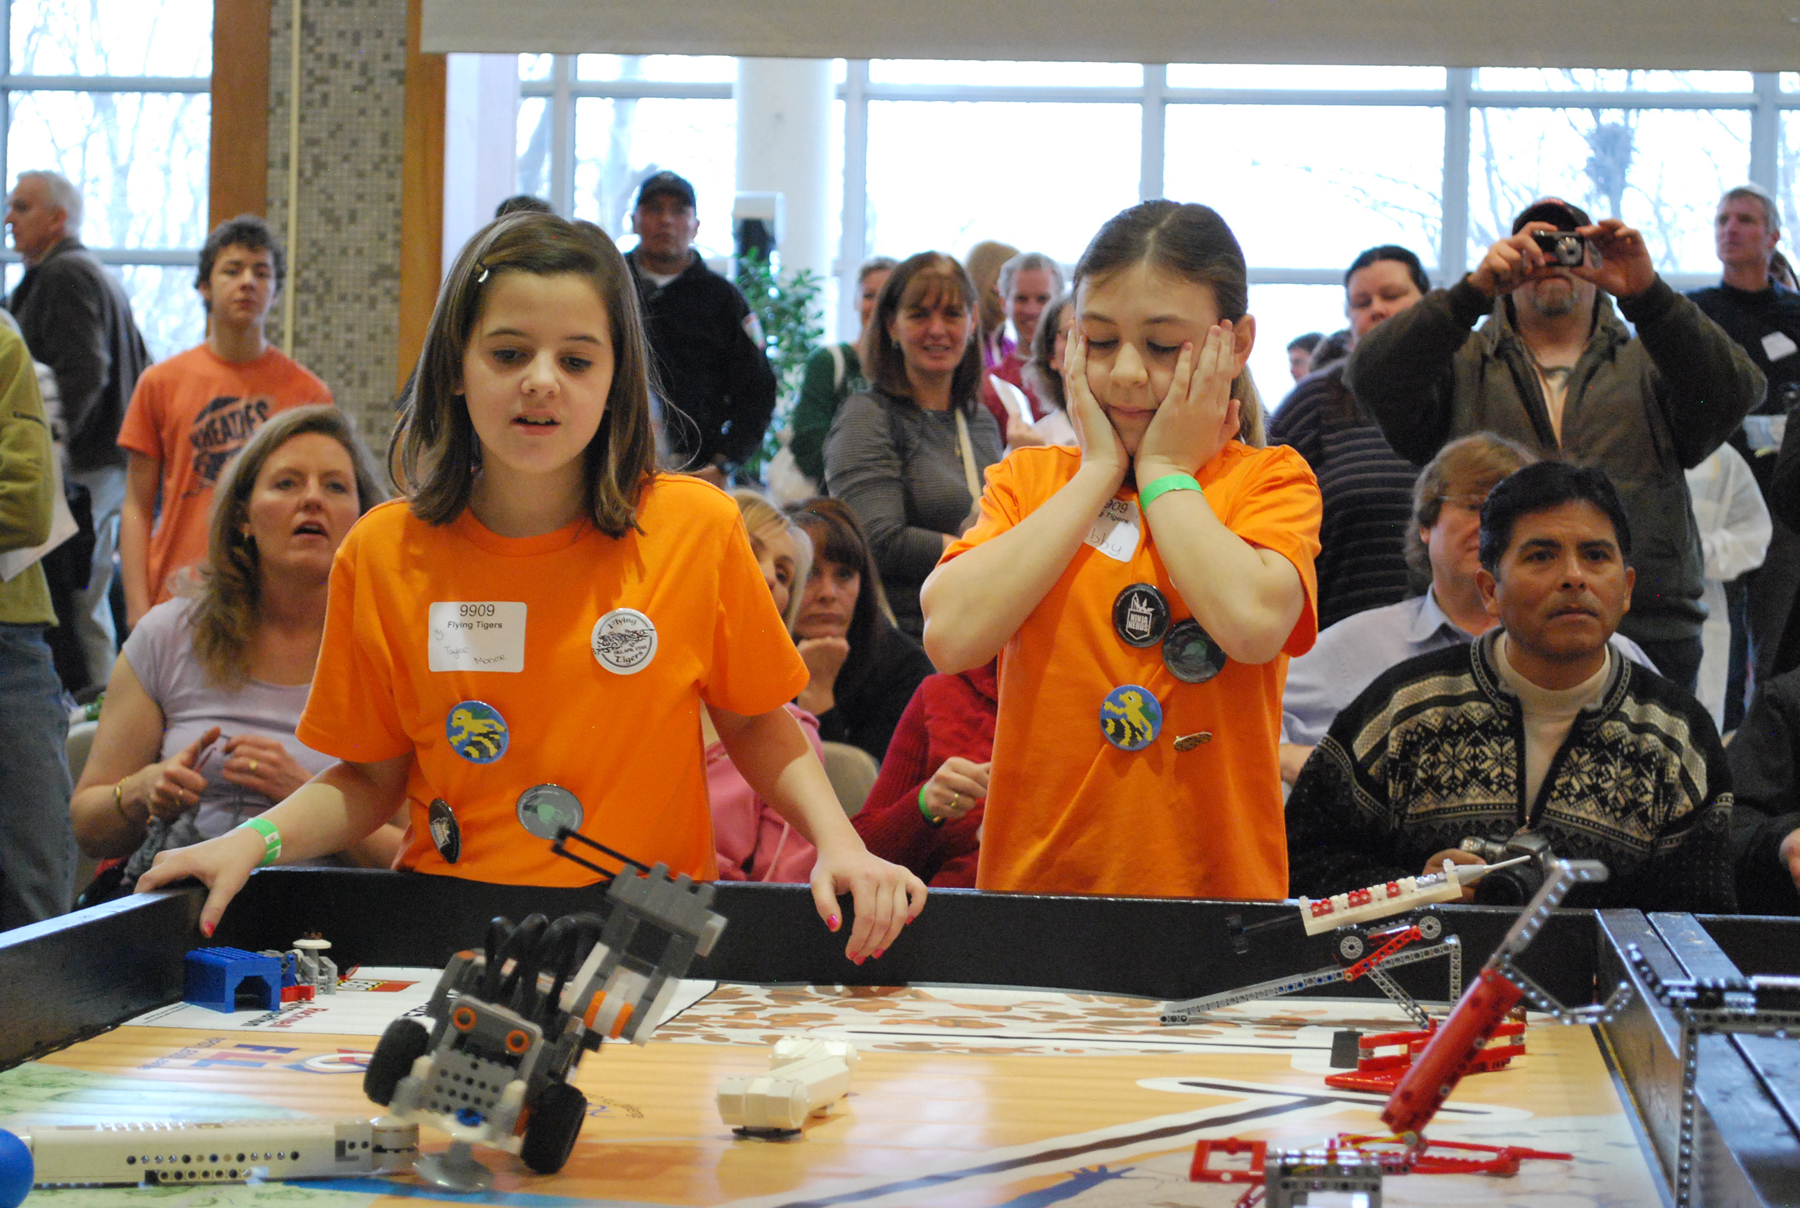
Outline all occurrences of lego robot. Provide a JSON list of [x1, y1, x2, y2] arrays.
[[363, 835, 725, 1190]]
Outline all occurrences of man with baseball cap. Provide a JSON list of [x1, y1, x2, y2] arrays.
[[1346, 195, 1765, 690], [627, 170, 777, 483]]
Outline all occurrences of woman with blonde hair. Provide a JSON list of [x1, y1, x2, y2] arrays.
[[706, 489, 822, 882], [71, 406, 402, 890], [965, 239, 1021, 367]]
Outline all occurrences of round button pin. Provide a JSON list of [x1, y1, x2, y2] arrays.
[[1112, 582, 1170, 648], [446, 700, 509, 763], [592, 607, 658, 675], [1100, 684, 1163, 752], [427, 799, 461, 864], [1163, 619, 1228, 684], [517, 783, 584, 840]]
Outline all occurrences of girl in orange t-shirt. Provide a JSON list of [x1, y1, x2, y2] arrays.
[[924, 201, 1322, 899], [139, 213, 925, 960]]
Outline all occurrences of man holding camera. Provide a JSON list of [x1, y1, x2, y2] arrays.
[[1347, 198, 1765, 693], [1285, 460, 1735, 913]]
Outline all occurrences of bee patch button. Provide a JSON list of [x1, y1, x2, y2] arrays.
[[1100, 685, 1163, 752]]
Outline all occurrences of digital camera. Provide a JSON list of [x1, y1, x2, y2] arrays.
[[1531, 230, 1587, 266], [1458, 830, 1555, 905]]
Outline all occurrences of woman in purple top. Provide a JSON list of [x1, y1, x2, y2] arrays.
[[70, 407, 398, 886]]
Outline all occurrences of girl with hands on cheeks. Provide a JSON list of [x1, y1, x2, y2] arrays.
[[71, 407, 404, 895], [136, 214, 924, 963], [920, 201, 1322, 901]]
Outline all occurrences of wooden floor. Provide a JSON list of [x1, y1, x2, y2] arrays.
[[2, 981, 1670, 1207]]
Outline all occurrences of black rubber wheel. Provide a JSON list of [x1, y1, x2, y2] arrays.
[[520, 1080, 587, 1174], [364, 1017, 430, 1105]]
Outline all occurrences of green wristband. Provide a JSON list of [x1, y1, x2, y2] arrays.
[[239, 816, 282, 868], [1139, 472, 1203, 510], [918, 785, 945, 828]]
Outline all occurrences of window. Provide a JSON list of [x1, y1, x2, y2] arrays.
[[4, 0, 211, 359], [1163, 104, 1445, 271], [517, 57, 1796, 403], [1469, 107, 1752, 273], [865, 100, 1139, 265]]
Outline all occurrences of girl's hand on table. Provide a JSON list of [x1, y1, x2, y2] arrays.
[[810, 846, 927, 964], [134, 824, 269, 936]]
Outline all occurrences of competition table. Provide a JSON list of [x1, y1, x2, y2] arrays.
[[1, 869, 1796, 1206]]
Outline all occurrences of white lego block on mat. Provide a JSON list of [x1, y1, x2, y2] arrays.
[[717, 1054, 852, 1131], [771, 1036, 859, 1072]]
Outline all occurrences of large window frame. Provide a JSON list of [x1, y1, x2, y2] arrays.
[[0, 1, 211, 358], [523, 61, 1798, 337]]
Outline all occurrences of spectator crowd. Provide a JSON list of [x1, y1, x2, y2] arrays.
[[3, 162, 1800, 943]]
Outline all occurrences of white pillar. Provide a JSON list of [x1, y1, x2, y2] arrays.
[[442, 53, 523, 276], [734, 58, 834, 286]]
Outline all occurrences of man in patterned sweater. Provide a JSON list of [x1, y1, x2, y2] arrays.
[[1287, 459, 1735, 912]]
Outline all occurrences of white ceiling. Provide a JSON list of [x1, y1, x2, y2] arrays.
[[423, 0, 1800, 72]]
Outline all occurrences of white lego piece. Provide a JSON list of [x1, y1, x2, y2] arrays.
[[1298, 862, 1475, 935], [717, 1054, 853, 1132], [717, 1040, 860, 1132], [21, 1117, 418, 1188], [771, 1037, 860, 1073]]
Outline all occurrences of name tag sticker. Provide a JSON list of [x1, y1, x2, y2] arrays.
[[429, 602, 527, 672], [1744, 414, 1787, 453], [1085, 497, 1141, 562], [1763, 331, 1799, 363]]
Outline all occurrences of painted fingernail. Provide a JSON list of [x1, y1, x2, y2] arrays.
[[873, 948, 885, 960], [201, 921, 215, 938], [852, 953, 865, 966], [827, 914, 841, 932]]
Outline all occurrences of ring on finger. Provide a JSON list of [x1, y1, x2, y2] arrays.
[[248, 759, 258, 773]]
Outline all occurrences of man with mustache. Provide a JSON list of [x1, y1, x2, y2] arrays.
[[1285, 460, 1734, 912], [1347, 198, 1765, 695]]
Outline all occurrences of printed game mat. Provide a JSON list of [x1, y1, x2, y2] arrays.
[[4, 978, 1669, 1207]]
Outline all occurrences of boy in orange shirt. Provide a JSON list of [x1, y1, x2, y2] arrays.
[[118, 215, 332, 624]]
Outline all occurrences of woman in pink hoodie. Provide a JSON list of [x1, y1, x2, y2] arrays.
[[707, 490, 822, 882]]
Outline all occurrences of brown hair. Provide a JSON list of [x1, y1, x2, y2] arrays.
[[860, 252, 985, 416], [1073, 200, 1267, 447], [188, 406, 387, 687], [1405, 431, 1538, 578], [389, 211, 658, 536], [785, 496, 895, 686], [1022, 292, 1072, 415]]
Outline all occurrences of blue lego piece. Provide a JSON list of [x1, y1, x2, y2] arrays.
[[0, 1127, 30, 1208], [184, 947, 282, 1014]]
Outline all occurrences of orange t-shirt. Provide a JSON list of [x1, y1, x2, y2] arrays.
[[942, 443, 1322, 900], [117, 344, 333, 605], [296, 477, 810, 886]]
